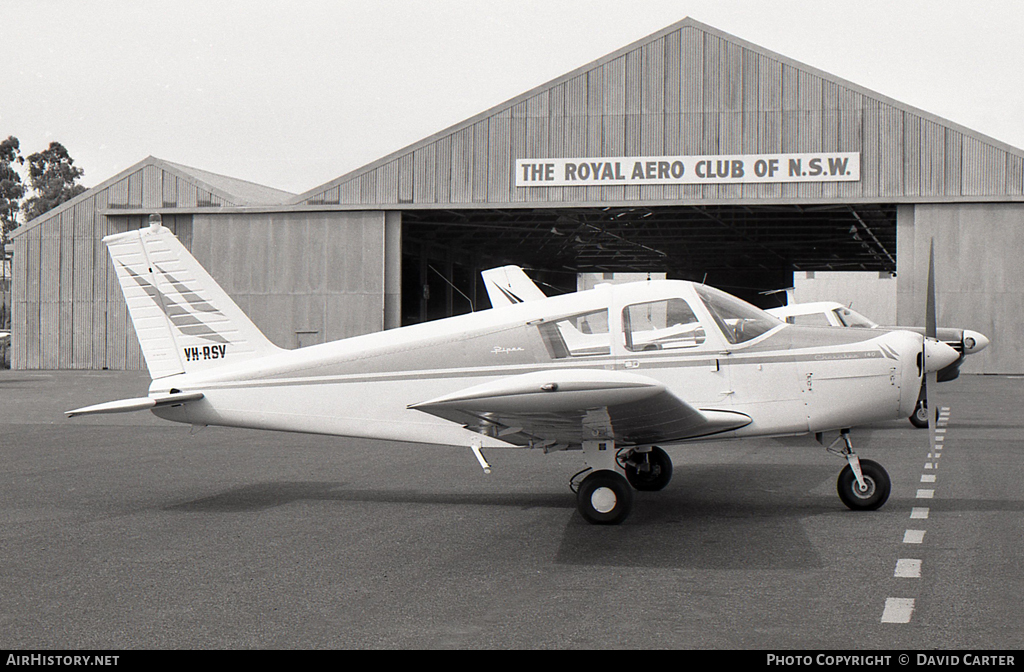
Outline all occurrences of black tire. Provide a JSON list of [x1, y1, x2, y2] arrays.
[[624, 446, 673, 491], [909, 400, 929, 428], [837, 459, 891, 511], [577, 471, 634, 525]]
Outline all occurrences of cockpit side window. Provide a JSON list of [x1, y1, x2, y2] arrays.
[[623, 298, 706, 352], [536, 309, 610, 358], [695, 285, 780, 344]]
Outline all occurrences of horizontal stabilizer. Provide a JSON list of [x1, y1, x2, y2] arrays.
[[65, 391, 204, 417]]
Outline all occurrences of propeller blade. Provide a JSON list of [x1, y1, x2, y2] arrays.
[[923, 239, 937, 430], [925, 240, 937, 340]]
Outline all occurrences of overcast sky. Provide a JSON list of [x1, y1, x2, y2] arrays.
[[3, 0, 1023, 196]]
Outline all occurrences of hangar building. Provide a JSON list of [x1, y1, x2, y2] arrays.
[[9, 18, 1023, 373]]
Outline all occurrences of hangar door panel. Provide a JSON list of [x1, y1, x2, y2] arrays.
[[193, 211, 386, 349]]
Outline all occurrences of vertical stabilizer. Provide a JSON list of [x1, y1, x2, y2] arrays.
[[481, 265, 548, 308], [105, 220, 282, 378]]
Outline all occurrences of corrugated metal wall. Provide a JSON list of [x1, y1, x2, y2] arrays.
[[191, 211, 386, 348], [297, 20, 1024, 207]]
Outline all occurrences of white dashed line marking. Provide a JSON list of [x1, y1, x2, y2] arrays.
[[904, 529, 926, 544], [895, 559, 922, 578], [881, 598, 916, 623], [883, 408, 950, 624]]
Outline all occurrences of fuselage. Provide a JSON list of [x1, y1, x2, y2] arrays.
[[150, 279, 931, 449]]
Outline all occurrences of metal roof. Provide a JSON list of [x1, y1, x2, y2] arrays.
[[295, 17, 1024, 209], [10, 156, 294, 239]]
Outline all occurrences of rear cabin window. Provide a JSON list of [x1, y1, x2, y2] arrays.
[[623, 299, 706, 352], [536, 309, 610, 358]]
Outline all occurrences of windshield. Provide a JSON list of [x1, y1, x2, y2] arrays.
[[695, 285, 781, 344]]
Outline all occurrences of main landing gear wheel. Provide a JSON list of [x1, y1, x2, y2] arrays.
[[577, 471, 634, 525], [837, 459, 891, 511], [623, 446, 673, 491]]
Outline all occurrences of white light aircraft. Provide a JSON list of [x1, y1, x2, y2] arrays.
[[68, 220, 960, 524]]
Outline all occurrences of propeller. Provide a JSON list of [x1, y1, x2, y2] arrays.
[[908, 239, 972, 429], [921, 240, 942, 429]]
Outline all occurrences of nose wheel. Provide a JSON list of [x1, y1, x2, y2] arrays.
[[910, 399, 930, 428], [823, 430, 891, 511], [837, 459, 891, 510]]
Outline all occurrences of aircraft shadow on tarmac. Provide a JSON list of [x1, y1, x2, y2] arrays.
[[164, 481, 570, 514], [164, 463, 847, 570], [556, 464, 834, 570]]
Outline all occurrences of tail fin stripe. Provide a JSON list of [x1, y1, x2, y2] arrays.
[[154, 264, 221, 313], [120, 262, 229, 344]]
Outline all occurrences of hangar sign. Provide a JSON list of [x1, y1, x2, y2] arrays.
[[515, 152, 860, 187]]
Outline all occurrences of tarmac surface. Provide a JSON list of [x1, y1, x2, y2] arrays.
[[1, 370, 1021, 649]]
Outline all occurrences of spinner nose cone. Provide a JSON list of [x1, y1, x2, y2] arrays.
[[961, 329, 990, 355], [924, 338, 960, 373]]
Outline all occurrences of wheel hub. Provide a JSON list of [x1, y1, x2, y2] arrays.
[[590, 486, 618, 513], [851, 476, 876, 499]]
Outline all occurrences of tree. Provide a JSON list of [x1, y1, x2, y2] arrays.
[[21, 141, 87, 223], [0, 136, 25, 245]]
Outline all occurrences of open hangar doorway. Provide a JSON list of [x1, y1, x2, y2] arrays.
[[399, 203, 897, 325]]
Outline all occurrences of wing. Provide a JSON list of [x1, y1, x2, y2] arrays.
[[409, 369, 750, 450]]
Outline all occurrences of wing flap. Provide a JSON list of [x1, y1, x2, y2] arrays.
[[410, 370, 750, 447]]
